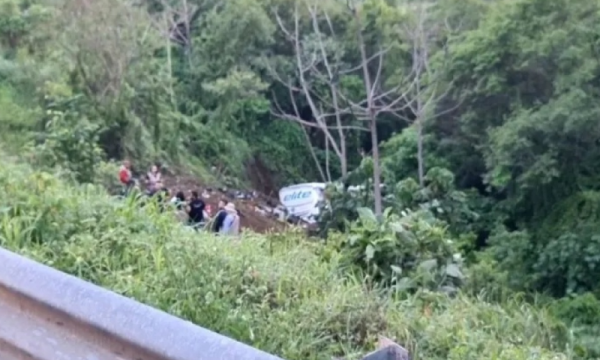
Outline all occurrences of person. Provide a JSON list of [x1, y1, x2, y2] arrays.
[[146, 164, 163, 195], [171, 191, 186, 210], [119, 160, 132, 184], [187, 190, 206, 230], [119, 159, 135, 195], [212, 199, 228, 233], [170, 191, 188, 223], [220, 203, 240, 236]]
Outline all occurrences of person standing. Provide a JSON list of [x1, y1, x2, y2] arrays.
[[220, 203, 240, 236], [119, 159, 134, 195], [146, 164, 163, 195], [188, 190, 206, 230], [212, 199, 228, 233]]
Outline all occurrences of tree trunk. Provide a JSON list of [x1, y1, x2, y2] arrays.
[[370, 118, 383, 217], [301, 125, 326, 182], [165, 15, 176, 108], [339, 133, 347, 177], [325, 136, 332, 182], [330, 84, 347, 177], [417, 117, 425, 187]]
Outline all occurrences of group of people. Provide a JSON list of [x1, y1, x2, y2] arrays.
[[119, 160, 163, 194], [118, 160, 241, 236]]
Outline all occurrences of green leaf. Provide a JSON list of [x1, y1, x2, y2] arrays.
[[445, 263, 464, 279], [395, 277, 412, 291], [383, 207, 393, 218], [391, 265, 403, 275], [389, 221, 405, 234], [365, 244, 375, 261], [419, 259, 438, 271], [348, 234, 360, 246], [357, 207, 377, 225]]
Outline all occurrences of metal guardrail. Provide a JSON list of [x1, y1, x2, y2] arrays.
[[0, 247, 284, 360]]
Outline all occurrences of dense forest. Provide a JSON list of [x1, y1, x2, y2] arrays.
[[3, 0, 600, 358]]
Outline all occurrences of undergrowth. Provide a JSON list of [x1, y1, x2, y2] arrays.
[[0, 159, 575, 360]]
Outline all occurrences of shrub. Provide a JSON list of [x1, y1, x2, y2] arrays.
[[0, 159, 574, 360], [93, 160, 123, 194], [329, 206, 465, 293], [318, 166, 480, 241], [549, 294, 600, 359], [28, 108, 104, 183]]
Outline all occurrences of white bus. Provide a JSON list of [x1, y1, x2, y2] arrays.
[[278, 182, 326, 224]]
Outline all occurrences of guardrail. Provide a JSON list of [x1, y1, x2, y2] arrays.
[[0, 247, 411, 360], [0, 247, 284, 360]]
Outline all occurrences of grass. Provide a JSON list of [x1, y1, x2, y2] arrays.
[[0, 158, 575, 360]]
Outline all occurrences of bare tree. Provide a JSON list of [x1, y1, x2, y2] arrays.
[[271, 0, 426, 216], [396, 1, 458, 187], [336, 1, 421, 216], [270, 2, 368, 180], [154, 0, 201, 53]]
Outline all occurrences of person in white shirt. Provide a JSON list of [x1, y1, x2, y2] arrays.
[[146, 164, 163, 195], [220, 203, 240, 236]]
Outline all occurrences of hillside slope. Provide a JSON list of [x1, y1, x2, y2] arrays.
[[0, 158, 573, 360], [161, 172, 287, 233]]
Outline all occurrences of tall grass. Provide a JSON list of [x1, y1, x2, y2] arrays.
[[0, 160, 574, 360]]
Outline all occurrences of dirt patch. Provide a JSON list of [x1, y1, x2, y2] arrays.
[[161, 172, 288, 234], [244, 156, 279, 198]]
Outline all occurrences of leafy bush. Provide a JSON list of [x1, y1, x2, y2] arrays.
[[93, 160, 123, 194], [0, 85, 39, 148], [461, 252, 512, 303], [329, 206, 464, 293], [319, 165, 480, 238], [486, 191, 600, 298], [0, 159, 574, 360], [381, 126, 450, 184], [28, 107, 104, 183], [549, 294, 600, 359], [483, 226, 535, 292]]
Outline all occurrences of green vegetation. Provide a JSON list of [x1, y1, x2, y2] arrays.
[[0, 159, 572, 359], [4, 0, 600, 358]]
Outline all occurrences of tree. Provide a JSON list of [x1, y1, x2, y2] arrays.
[[57, 0, 160, 103], [270, 1, 367, 180], [338, 0, 420, 216], [271, 0, 420, 217], [148, 0, 205, 107], [396, 1, 456, 187], [55, 0, 180, 160]]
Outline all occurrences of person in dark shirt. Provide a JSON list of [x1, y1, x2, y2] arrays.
[[212, 199, 229, 233], [188, 190, 206, 230]]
